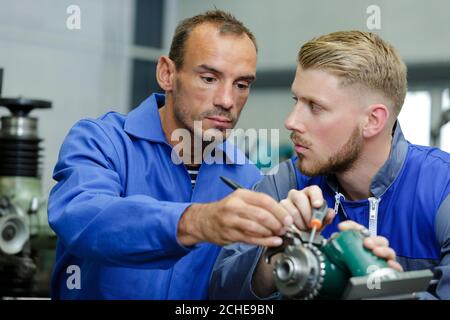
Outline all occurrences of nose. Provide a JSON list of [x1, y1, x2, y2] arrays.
[[213, 83, 234, 110], [285, 105, 306, 133]]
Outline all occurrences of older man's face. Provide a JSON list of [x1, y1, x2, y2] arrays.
[[171, 23, 257, 141]]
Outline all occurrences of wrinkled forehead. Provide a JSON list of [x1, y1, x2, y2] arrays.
[[183, 23, 257, 74], [187, 23, 255, 55]]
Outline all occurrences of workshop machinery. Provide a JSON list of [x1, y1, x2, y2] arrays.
[[0, 68, 56, 298]]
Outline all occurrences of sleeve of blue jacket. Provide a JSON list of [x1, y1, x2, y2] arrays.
[[416, 194, 450, 300], [209, 161, 295, 299], [434, 194, 450, 299], [48, 120, 194, 269], [420, 194, 450, 300]]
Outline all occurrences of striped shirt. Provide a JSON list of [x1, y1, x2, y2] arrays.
[[186, 165, 200, 188]]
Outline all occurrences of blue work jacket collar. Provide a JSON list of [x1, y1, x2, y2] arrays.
[[124, 93, 247, 165], [326, 121, 409, 198], [124, 93, 167, 143]]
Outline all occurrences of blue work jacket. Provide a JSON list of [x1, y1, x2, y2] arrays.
[[48, 93, 261, 299]]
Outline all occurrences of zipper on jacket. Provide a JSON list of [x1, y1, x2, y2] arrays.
[[368, 197, 381, 236], [334, 193, 348, 219]]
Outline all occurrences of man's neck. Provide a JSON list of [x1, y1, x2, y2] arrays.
[[335, 135, 392, 201], [158, 98, 177, 147], [159, 101, 204, 166]]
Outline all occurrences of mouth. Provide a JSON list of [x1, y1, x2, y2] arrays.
[[290, 135, 311, 153], [290, 132, 311, 153], [293, 143, 309, 153], [205, 116, 233, 129]]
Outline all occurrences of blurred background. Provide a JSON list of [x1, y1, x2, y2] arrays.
[[0, 0, 449, 297]]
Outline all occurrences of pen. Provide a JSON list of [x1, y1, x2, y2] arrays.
[[220, 176, 244, 190]]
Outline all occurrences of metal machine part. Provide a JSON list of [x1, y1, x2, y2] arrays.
[[0, 97, 50, 178], [0, 196, 29, 255], [273, 242, 326, 300], [266, 225, 434, 300], [0, 68, 55, 298]]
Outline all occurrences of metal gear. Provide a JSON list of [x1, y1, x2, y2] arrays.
[[273, 242, 327, 300]]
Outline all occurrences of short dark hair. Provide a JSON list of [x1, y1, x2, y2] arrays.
[[169, 10, 257, 70]]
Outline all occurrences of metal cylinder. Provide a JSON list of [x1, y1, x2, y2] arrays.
[[1, 116, 38, 138], [0, 116, 42, 178], [273, 243, 325, 299]]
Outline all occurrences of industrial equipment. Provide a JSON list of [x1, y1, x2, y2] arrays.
[[0, 68, 56, 298], [266, 226, 434, 300]]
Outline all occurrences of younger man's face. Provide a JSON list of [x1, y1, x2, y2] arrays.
[[285, 66, 367, 176]]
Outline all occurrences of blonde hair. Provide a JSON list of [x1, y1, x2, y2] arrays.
[[298, 31, 407, 117]]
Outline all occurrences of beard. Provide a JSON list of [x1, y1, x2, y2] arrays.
[[172, 79, 237, 141], [294, 125, 363, 176]]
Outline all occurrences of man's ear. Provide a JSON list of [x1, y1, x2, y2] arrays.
[[156, 56, 176, 91], [362, 104, 390, 138]]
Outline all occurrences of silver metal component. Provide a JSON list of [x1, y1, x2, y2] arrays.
[[0, 198, 29, 255], [0, 215, 29, 255], [273, 242, 326, 299], [287, 226, 325, 246], [342, 269, 434, 300], [0, 116, 38, 138], [28, 197, 40, 215], [309, 227, 317, 244]]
